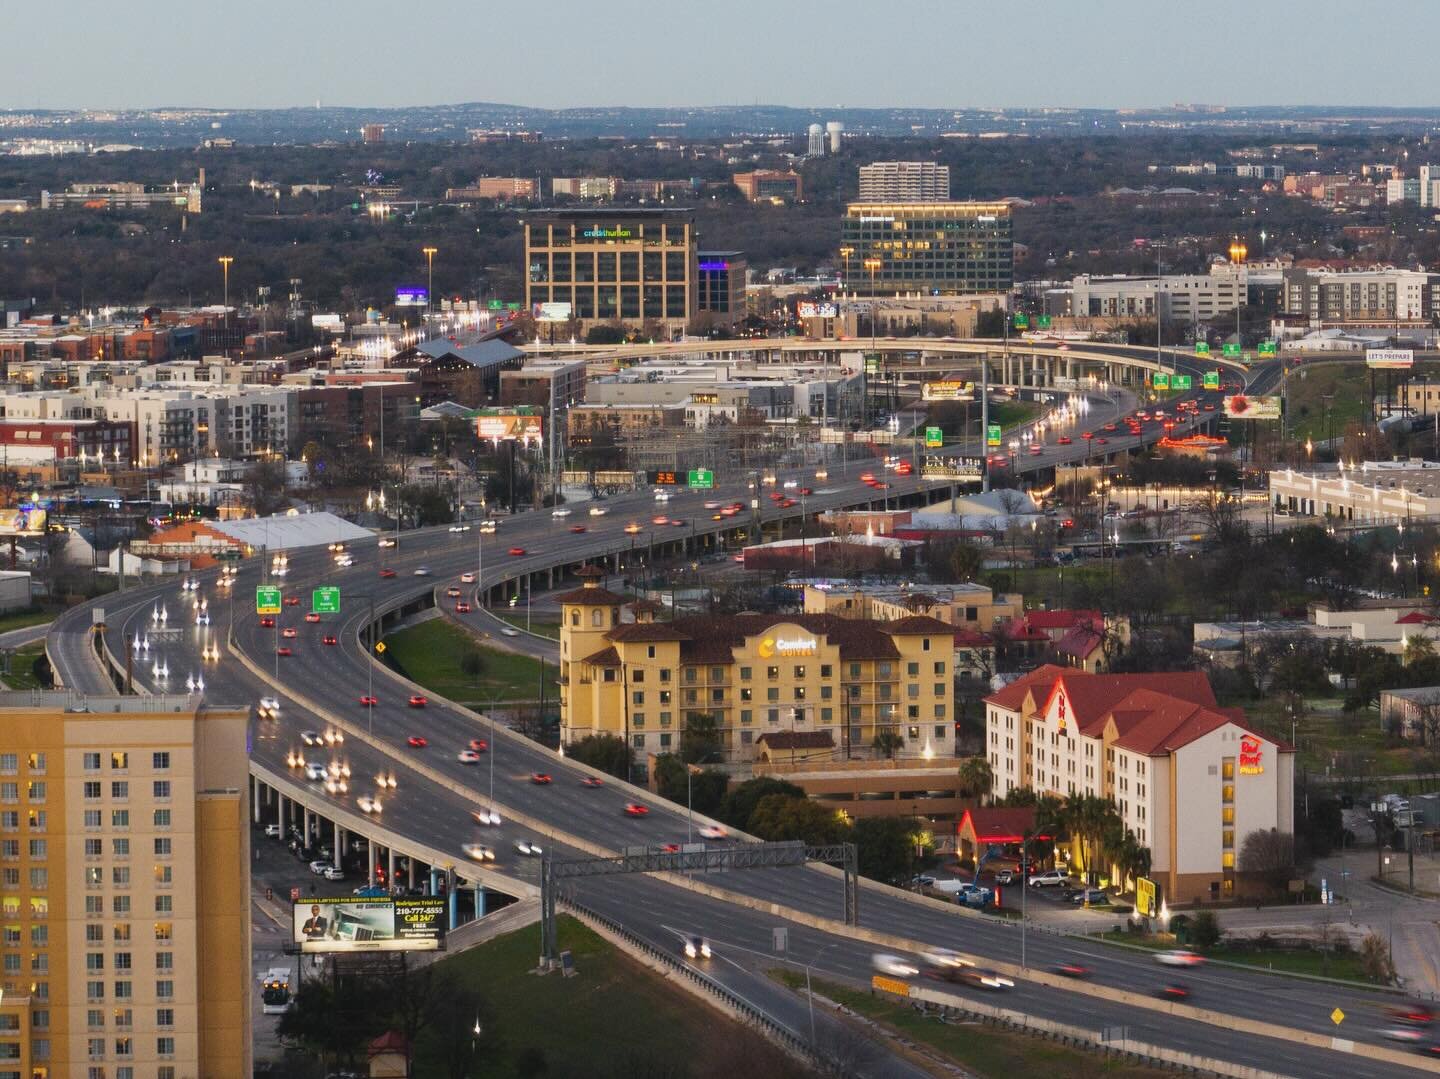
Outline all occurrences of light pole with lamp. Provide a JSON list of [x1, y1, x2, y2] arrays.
[[218, 256, 233, 344], [864, 257, 882, 426], [423, 246, 438, 318]]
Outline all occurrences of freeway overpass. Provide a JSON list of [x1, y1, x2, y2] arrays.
[[47, 461, 1439, 1076]]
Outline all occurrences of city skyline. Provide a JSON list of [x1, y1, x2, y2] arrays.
[[6, 0, 1439, 112]]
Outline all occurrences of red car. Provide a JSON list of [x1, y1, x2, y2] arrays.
[[407, 736, 427, 748], [467, 738, 488, 753], [408, 695, 427, 708], [276, 646, 292, 657], [652, 516, 669, 525], [282, 627, 298, 639], [455, 602, 471, 613], [660, 843, 681, 853], [1057, 435, 1072, 445], [798, 487, 813, 496], [581, 776, 603, 788], [260, 617, 275, 628], [1103, 423, 1118, 432], [1081, 431, 1093, 440], [1028, 445, 1043, 456], [569, 525, 587, 534], [780, 499, 796, 508], [623, 803, 649, 817], [1096, 437, 1108, 445], [530, 773, 553, 785], [859, 472, 874, 482], [508, 547, 526, 557], [872, 483, 889, 491], [284, 596, 300, 607], [322, 635, 338, 646], [305, 612, 321, 624], [359, 695, 378, 707], [379, 568, 396, 579]]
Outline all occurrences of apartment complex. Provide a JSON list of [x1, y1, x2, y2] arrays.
[[559, 571, 954, 763], [1069, 265, 1248, 322], [0, 693, 250, 1078], [801, 582, 1022, 634], [444, 177, 537, 201], [523, 208, 697, 335], [839, 202, 1012, 295], [985, 666, 1293, 902], [1281, 267, 1438, 324], [858, 162, 951, 201]]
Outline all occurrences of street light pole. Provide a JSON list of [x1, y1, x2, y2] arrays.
[[423, 247, 438, 318]]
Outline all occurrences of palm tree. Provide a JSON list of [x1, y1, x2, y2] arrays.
[[1064, 794, 1121, 886], [957, 757, 994, 803], [871, 731, 903, 759]]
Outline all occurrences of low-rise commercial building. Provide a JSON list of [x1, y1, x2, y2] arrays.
[[986, 666, 1294, 902], [1070, 265, 1248, 322], [559, 570, 954, 764], [801, 581, 1022, 634], [732, 171, 803, 203], [1269, 460, 1440, 524], [498, 359, 587, 410]]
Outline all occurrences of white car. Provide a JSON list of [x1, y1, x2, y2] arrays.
[[323, 777, 349, 795], [1154, 949, 1205, 968], [462, 843, 496, 862], [654, 491, 670, 502], [336, 556, 353, 568], [513, 839, 543, 856], [472, 808, 502, 827], [871, 954, 920, 978], [259, 696, 280, 717], [357, 796, 382, 814], [460, 572, 476, 583], [479, 524, 496, 534], [264, 824, 282, 838], [698, 824, 727, 840], [500, 628, 519, 638], [1027, 869, 1068, 887], [323, 866, 345, 881], [301, 730, 321, 745], [457, 750, 481, 764], [195, 612, 210, 625], [588, 506, 607, 516], [413, 567, 432, 577], [378, 537, 396, 548], [308, 860, 329, 875], [551, 508, 571, 518], [449, 524, 471, 533], [920, 948, 969, 973], [304, 763, 327, 782], [684, 935, 712, 960], [782, 480, 798, 489]]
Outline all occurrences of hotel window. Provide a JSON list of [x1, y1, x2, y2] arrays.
[[632, 691, 644, 706], [111, 753, 128, 771], [767, 709, 779, 723], [112, 867, 129, 887], [87, 981, 104, 1002], [1222, 830, 1234, 850], [767, 687, 779, 702], [1222, 851, 1236, 869], [27, 869, 45, 890], [740, 688, 752, 702], [0, 786, 15, 805], [0, 814, 14, 832], [110, 782, 128, 800], [0, 757, 12, 777], [659, 668, 671, 683], [152, 781, 170, 800], [1222, 760, 1235, 781], [632, 670, 645, 684], [111, 810, 128, 828], [632, 714, 645, 728], [766, 666, 778, 680], [849, 663, 861, 677], [153, 838, 171, 857], [1222, 806, 1234, 825], [684, 668, 697, 683], [156, 979, 174, 1000], [658, 734, 671, 749], [1222, 783, 1234, 805], [740, 710, 752, 724], [156, 1008, 173, 1028], [710, 667, 724, 682], [157, 1036, 175, 1056], [26, 840, 43, 859], [27, 810, 43, 832], [113, 924, 130, 943], [820, 708, 833, 722], [794, 666, 806, 680], [25, 754, 43, 774], [113, 896, 130, 915], [153, 810, 170, 829], [908, 706, 919, 719], [111, 839, 128, 858], [155, 895, 171, 914]]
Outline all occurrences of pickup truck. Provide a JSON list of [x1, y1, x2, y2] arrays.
[[931, 880, 993, 907]]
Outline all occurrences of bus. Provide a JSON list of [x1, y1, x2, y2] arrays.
[[260, 973, 292, 1015]]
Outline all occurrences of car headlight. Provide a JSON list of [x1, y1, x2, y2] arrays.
[[685, 943, 697, 958], [700, 943, 711, 959]]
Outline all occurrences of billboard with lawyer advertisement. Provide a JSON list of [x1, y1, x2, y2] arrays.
[[292, 897, 447, 953], [474, 409, 544, 446]]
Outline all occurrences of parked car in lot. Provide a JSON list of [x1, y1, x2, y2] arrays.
[[1028, 869, 1069, 888], [1071, 888, 1108, 905]]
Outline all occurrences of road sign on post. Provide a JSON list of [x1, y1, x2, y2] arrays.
[[1258, 340, 1278, 357], [312, 587, 340, 614], [1222, 343, 1242, 358], [255, 586, 281, 615], [1012, 313, 1029, 330], [1173, 375, 1192, 390], [1152, 373, 1170, 390], [1203, 370, 1220, 390], [986, 424, 1001, 448], [1194, 341, 1210, 356], [924, 426, 943, 448], [686, 469, 714, 490]]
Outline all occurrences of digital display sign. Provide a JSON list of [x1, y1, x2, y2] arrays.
[[395, 288, 429, 307], [699, 261, 730, 272], [649, 471, 679, 486], [796, 301, 838, 319], [292, 897, 447, 953]]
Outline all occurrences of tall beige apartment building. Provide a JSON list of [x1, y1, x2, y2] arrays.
[[0, 693, 250, 1079]]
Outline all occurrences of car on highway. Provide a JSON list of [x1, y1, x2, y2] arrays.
[[1057, 435, 1072, 445], [195, 611, 210, 625], [408, 695, 427, 708], [460, 572, 476, 583], [653, 491, 670, 502], [322, 635, 338, 646], [569, 525, 587, 534], [282, 627, 298, 638], [336, 556, 354, 568], [462, 843, 496, 862], [1154, 949, 1205, 968], [624, 523, 642, 534], [304, 764, 327, 782], [378, 537, 396, 548], [446, 585, 461, 597], [1095, 437, 1108, 445], [1028, 445, 1043, 456], [501, 628, 519, 637], [919, 948, 968, 978], [284, 596, 300, 607], [1159, 983, 1190, 1001], [472, 808, 502, 827], [413, 566, 432, 576], [358, 695, 378, 707], [652, 515, 669, 525], [581, 776, 604, 788], [513, 839, 543, 857], [1050, 962, 1092, 978], [530, 773, 553, 785], [871, 953, 920, 978], [357, 796, 382, 814], [276, 646, 293, 657], [301, 730, 322, 745], [467, 738, 488, 752], [406, 736, 428, 748], [956, 968, 1014, 991], [1027, 869, 1068, 887], [551, 508, 571, 517], [1386, 1003, 1434, 1026], [698, 824, 727, 840], [1081, 431, 1093, 440], [379, 569, 396, 579], [457, 749, 481, 764], [260, 617, 275, 628], [683, 935, 712, 960], [589, 506, 607, 516], [508, 547, 526, 556], [258, 697, 280, 718], [623, 802, 649, 817], [305, 612, 322, 623], [455, 602, 471, 613]]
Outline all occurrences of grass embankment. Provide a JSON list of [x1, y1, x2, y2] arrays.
[[413, 916, 807, 1079], [771, 970, 1173, 1079], [380, 618, 546, 704], [1092, 929, 1374, 982], [3, 642, 49, 691], [492, 610, 560, 641], [1284, 360, 1420, 443], [0, 608, 54, 635], [991, 400, 1041, 429]]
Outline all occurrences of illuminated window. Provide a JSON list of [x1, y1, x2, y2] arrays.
[[1221, 784, 1234, 804], [1222, 760, 1235, 781], [1221, 851, 1235, 869]]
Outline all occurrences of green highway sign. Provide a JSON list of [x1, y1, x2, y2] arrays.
[[1036, 314, 1052, 329], [1012, 313, 1030, 329], [312, 587, 340, 615], [1173, 375, 1193, 390], [1258, 340, 1278, 356], [986, 423, 1002, 448], [505, 302, 520, 312], [924, 426, 944, 448], [1203, 370, 1220, 390], [255, 586, 282, 616], [1222, 343, 1242, 357], [1152, 373, 1170, 390], [487, 299, 503, 311], [686, 469, 714, 490], [1194, 341, 1210, 356]]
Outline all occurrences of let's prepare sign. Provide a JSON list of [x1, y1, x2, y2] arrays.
[[1366, 348, 1414, 370]]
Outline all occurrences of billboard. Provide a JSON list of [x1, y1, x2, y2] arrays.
[[292, 896, 447, 953], [532, 302, 573, 323], [922, 457, 983, 481], [395, 288, 429, 307], [796, 301, 838, 319], [921, 380, 972, 401], [1136, 877, 1159, 918], [1223, 394, 1281, 420], [1367, 348, 1414, 370], [0, 508, 45, 537], [475, 410, 544, 445]]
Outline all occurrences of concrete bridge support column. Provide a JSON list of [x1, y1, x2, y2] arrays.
[[251, 777, 261, 824], [447, 869, 458, 930], [304, 807, 313, 846], [407, 857, 415, 891], [387, 848, 395, 892], [475, 882, 487, 917], [333, 822, 342, 869], [277, 794, 286, 835], [429, 866, 439, 897], [367, 837, 375, 886]]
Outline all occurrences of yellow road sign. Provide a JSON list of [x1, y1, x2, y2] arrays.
[[1331, 1007, 1344, 1025], [871, 975, 910, 997], [374, 642, 386, 654]]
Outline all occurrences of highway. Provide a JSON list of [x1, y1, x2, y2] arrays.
[[47, 353, 1434, 1076]]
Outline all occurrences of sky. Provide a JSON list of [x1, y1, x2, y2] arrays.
[[6, 0, 1440, 112]]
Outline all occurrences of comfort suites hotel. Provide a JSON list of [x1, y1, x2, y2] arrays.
[[986, 666, 1293, 902]]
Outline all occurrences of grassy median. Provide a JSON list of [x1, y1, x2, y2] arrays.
[[380, 617, 548, 704]]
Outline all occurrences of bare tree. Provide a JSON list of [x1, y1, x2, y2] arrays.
[[1238, 828, 1297, 895]]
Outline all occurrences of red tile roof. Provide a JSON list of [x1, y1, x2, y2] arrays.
[[1024, 609, 1100, 631], [1103, 688, 1274, 755], [605, 613, 907, 664], [1038, 670, 1217, 737], [1054, 624, 1104, 661], [555, 584, 628, 606], [1396, 611, 1436, 625], [984, 664, 1070, 711], [957, 806, 1040, 843], [953, 628, 993, 648], [882, 615, 955, 635], [580, 645, 620, 667]]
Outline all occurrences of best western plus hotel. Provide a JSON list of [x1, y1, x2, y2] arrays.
[[840, 202, 1013, 294], [524, 208, 697, 337]]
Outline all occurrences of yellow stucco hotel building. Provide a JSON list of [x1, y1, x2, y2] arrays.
[[558, 569, 955, 763], [0, 693, 250, 1079]]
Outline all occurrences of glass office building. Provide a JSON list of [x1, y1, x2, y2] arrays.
[[524, 208, 696, 335], [840, 202, 1012, 295]]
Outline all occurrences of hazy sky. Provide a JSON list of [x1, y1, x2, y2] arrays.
[[7, 0, 1439, 111]]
